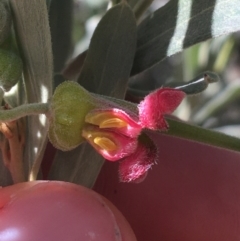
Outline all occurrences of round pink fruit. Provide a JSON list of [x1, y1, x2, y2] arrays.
[[0, 181, 136, 241]]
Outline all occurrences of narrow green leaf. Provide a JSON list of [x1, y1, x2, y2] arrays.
[[131, 0, 240, 75], [127, 71, 219, 98], [78, 2, 137, 98], [9, 0, 53, 181], [49, 0, 73, 88], [165, 118, 240, 153], [49, 2, 137, 188]]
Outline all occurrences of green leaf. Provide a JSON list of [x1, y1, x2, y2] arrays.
[[49, 0, 73, 88], [127, 71, 220, 98], [131, 0, 240, 75], [49, 2, 137, 188], [78, 2, 137, 98], [165, 118, 240, 153], [9, 0, 53, 181]]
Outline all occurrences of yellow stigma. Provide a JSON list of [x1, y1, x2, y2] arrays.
[[86, 112, 128, 129], [93, 137, 117, 151]]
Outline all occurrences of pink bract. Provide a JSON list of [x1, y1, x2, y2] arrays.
[[119, 141, 157, 183], [138, 88, 185, 129]]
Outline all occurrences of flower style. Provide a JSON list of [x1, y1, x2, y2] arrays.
[[82, 87, 185, 183], [49, 81, 185, 183]]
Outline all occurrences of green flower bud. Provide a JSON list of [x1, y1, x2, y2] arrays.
[[0, 49, 23, 91], [49, 81, 95, 151]]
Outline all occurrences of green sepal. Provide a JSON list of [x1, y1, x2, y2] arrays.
[[49, 81, 96, 151]]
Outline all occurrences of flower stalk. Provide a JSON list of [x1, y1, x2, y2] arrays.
[[0, 103, 50, 122]]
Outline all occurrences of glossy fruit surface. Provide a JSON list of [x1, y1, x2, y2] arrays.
[[0, 181, 136, 241]]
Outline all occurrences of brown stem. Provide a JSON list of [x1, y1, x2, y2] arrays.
[[0, 118, 25, 183]]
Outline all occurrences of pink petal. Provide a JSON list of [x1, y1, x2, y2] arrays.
[[85, 108, 141, 138], [82, 125, 138, 161], [119, 141, 157, 183], [138, 88, 185, 130]]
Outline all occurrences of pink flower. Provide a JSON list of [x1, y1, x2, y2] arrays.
[[82, 124, 138, 161], [82, 88, 185, 182]]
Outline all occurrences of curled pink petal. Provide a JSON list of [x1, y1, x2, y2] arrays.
[[138, 88, 185, 130], [82, 125, 138, 161], [119, 140, 157, 183], [85, 108, 141, 138]]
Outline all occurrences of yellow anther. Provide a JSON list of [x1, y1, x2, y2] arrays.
[[85, 112, 111, 125], [85, 112, 127, 128], [99, 118, 127, 128], [93, 137, 117, 151]]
